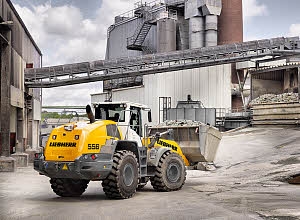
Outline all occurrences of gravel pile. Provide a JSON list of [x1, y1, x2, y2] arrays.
[[155, 120, 206, 127], [250, 93, 299, 105]]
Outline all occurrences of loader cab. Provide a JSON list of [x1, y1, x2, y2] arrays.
[[92, 102, 152, 137]]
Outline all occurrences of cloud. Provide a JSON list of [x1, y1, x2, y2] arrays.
[[13, 0, 138, 105], [42, 82, 103, 106], [289, 24, 300, 37], [44, 5, 83, 37], [243, 0, 268, 21], [14, 3, 104, 65]]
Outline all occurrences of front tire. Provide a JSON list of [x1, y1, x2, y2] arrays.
[[102, 150, 139, 199], [50, 178, 89, 197], [150, 151, 186, 192]]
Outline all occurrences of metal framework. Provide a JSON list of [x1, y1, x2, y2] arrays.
[[25, 37, 300, 88]]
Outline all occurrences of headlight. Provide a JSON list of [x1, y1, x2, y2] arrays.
[[149, 148, 157, 159]]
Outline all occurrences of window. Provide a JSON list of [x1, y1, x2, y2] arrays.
[[95, 104, 125, 122], [106, 124, 121, 139], [130, 106, 142, 136]]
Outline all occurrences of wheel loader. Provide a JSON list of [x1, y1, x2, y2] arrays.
[[34, 102, 221, 199]]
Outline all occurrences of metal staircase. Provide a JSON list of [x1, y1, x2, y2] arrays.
[[126, 2, 166, 52], [127, 21, 152, 51]]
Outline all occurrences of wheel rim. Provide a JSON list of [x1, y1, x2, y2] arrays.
[[167, 162, 180, 183], [123, 163, 134, 186]]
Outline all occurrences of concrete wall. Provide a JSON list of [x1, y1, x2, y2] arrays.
[[92, 64, 232, 125]]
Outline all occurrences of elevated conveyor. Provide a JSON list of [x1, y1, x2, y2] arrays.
[[25, 37, 300, 88]]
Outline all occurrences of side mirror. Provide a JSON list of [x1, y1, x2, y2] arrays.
[[148, 111, 152, 123]]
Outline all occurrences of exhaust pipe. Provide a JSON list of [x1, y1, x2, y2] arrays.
[[86, 105, 95, 124]]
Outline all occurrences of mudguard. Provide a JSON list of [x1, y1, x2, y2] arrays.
[[147, 147, 170, 167]]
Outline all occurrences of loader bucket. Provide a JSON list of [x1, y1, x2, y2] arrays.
[[149, 124, 222, 164]]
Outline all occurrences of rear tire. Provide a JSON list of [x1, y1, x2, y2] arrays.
[[150, 151, 186, 192], [102, 150, 139, 199], [50, 178, 89, 197]]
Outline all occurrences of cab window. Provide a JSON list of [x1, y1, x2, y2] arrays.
[[106, 124, 121, 139], [95, 104, 125, 122]]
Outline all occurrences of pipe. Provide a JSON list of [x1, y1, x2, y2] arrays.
[[86, 105, 95, 124]]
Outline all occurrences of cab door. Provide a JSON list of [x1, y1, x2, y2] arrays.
[[129, 106, 142, 136]]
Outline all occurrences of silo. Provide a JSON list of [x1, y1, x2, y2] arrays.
[[157, 18, 177, 53], [205, 15, 218, 47], [189, 17, 205, 49], [218, 0, 243, 45]]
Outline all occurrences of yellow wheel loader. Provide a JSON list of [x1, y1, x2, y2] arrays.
[[34, 102, 221, 199]]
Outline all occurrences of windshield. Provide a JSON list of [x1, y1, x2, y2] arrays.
[[94, 104, 126, 122]]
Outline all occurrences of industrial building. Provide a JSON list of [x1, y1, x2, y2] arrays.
[[92, 0, 245, 124], [0, 0, 42, 171], [18, 0, 300, 153]]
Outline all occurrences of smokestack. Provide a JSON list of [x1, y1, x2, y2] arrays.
[[218, 0, 243, 45]]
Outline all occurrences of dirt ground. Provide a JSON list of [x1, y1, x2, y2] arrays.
[[0, 127, 299, 220]]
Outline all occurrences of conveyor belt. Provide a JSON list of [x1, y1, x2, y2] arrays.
[[24, 37, 300, 88]]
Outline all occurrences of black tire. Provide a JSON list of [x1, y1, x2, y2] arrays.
[[150, 151, 186, 192], [102, 150, 139, 199], [50, 178, 89, 197]]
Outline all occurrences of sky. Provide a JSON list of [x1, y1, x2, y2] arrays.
[[10, 0, 300, 106]]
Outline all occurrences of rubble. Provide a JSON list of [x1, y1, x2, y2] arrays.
[[250, 93, 299, 105]]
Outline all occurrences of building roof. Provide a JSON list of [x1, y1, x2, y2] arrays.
[[92, 101, 149, 109], [250, 63, 300, 75], [6, 0, 42, 56]]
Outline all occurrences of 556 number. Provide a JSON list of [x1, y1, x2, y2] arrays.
[[88, 144, 100, 150]]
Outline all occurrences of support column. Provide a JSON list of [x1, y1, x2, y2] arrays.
[[0, 29, 15, 172], [236, 71, 245, 110], [1, 31, 11, 158]]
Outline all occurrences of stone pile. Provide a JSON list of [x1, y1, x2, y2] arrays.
[[250, 93, 299, 105]]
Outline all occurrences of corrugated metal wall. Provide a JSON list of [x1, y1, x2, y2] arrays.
[[92, 64, 232, 125]]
